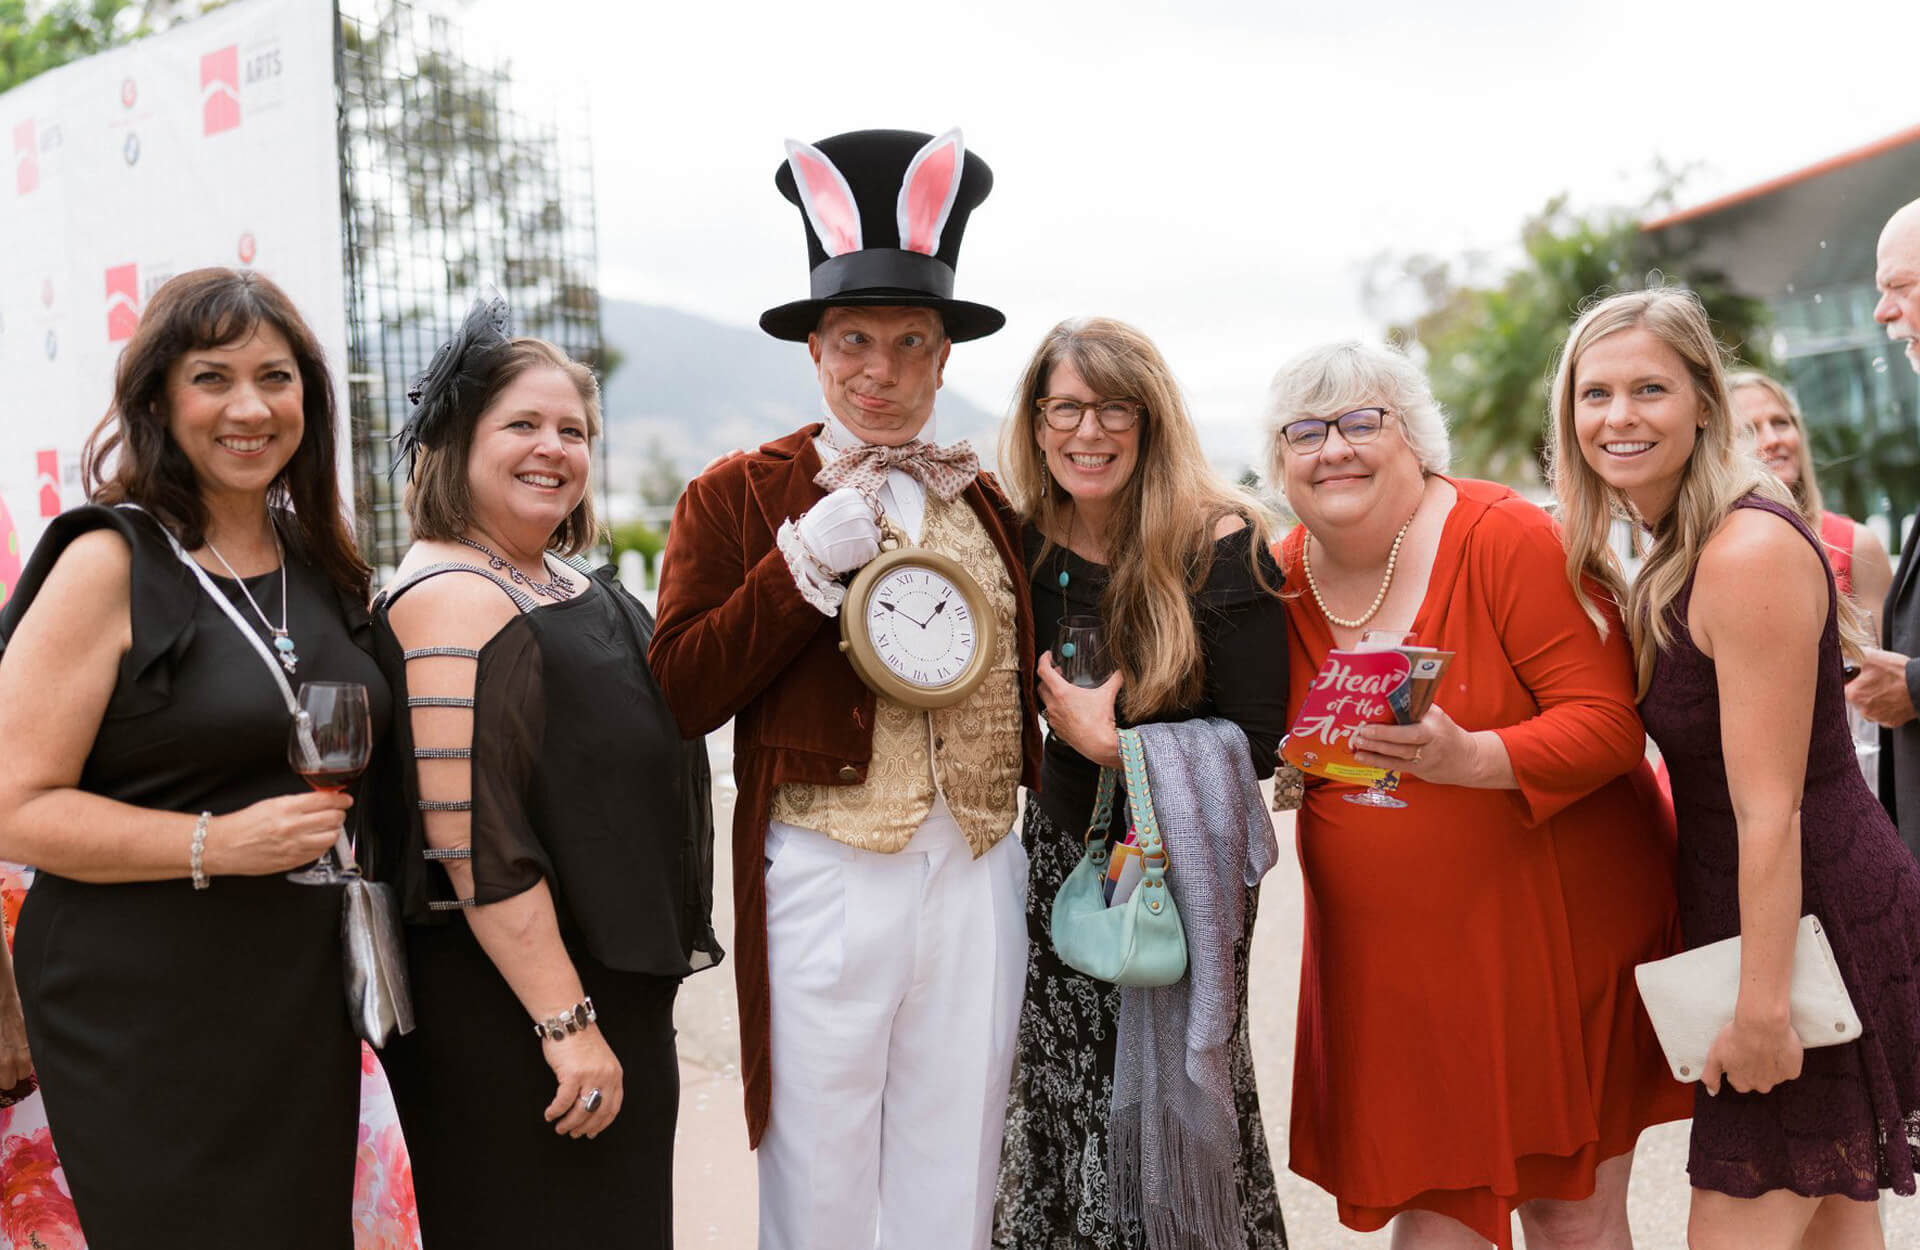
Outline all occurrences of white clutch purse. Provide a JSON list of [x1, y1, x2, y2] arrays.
[[1633, 914, 1862, 1083]]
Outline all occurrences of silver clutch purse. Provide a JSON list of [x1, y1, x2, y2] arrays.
[[1633, 914, 1860, 1083], [343, 875, 415, 1047]]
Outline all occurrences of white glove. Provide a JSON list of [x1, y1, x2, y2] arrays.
[[797, 487, 882, 574]]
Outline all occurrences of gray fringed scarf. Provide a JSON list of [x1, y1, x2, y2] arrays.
[[1110, 718, 1279, 1250]]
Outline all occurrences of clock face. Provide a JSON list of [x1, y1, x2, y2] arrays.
[[865, 564, 979, 688]]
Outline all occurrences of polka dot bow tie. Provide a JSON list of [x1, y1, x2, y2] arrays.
[[814, 438, 980, 503]]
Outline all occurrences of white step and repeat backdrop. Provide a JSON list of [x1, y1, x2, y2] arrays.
[[0, 0, 348, 607]]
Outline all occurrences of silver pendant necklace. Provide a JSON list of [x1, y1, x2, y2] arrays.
[[203, 527, 298, 674]]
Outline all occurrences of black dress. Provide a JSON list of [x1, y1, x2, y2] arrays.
[[369, 560, 722, 1249], [1640, 495, 1920, 1198], [1, 505, 391, 1250], [994, 526, 1290, 1250]]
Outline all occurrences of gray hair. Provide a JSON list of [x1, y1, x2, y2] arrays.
[[1264, 339, 1451, 480]]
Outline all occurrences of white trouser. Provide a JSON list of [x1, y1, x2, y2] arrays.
[[757, 795, 1029, 1250]]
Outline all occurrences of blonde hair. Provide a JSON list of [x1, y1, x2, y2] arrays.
[[1546, 289, 1861, 694], [1263, 339, 1451, 484], [1728, 369, 1824, 526], [999, 317, 1275, 720]]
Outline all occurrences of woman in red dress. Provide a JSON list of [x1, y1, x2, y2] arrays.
[[1730, 369, 1891, 613], [1265, 340, 1690, 1249]]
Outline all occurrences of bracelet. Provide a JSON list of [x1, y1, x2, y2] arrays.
[[189, 811, 210, 891], [532, 996, 596, 1042]]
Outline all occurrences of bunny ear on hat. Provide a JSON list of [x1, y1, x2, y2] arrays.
[[761, 127, 1004, 342], [897, 128, 964, 257], [784, 139, 863, 258]]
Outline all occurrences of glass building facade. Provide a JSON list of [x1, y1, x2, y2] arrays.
[[1645, 126, 1920, 548]]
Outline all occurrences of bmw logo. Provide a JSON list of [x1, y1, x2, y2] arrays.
[[123, 132, 140, 166]]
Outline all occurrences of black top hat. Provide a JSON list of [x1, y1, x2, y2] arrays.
[[759, 128, 1005, 343]]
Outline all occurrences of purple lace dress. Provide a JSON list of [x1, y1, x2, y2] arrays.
[[1641, 495, 1920, 1198]]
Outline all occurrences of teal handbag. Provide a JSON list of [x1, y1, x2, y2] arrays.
[[1048, 728, 1188, 987]]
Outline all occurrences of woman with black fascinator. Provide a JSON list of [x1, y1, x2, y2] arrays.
[[369, 297, 721, 1247]]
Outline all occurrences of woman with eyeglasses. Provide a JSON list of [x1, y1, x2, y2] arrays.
[[1266, 341, 1688, 1250], [992, 317, 1289, 1250]]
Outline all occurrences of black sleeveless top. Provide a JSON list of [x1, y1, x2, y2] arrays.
[[370, 561, 723, 978], [1, 505, 391, 813]]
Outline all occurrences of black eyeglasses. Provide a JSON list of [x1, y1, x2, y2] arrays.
[[1036, 396, 1145, 432], [1278, 407, 1392, 454]]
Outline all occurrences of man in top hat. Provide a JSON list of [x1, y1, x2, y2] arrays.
[[651, 128, 1040, 1250]]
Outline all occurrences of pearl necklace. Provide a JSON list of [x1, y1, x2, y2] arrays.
[[1302, 507, 1419, 630]]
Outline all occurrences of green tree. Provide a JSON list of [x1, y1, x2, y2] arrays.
[[0, 0, 158, 93], [608, 518, 664, 587], [1365, 170, 1772, 483]]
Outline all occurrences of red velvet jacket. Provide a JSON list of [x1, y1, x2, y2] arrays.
[[650, 423, 1042, 1147]]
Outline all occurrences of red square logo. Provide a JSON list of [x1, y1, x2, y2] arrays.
[[200, 46, 240, 135], [12, 120, 36, 195], [36, 449, 61, 519], [105, 264, 139, 342]]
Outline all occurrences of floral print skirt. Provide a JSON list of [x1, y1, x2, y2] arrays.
[[992, 805, 1287, 1249]]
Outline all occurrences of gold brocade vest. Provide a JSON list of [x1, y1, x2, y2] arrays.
[[770, 489, 1023, 856]]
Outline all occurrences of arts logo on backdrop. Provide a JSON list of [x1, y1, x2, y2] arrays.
[[12, 121, 36, 195], [105, 265, 140, 342], [201, 46, 241, 135], [36, 450, 62, 520]]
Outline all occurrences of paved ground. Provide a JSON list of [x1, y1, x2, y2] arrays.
[[670, 723, 1919, 1248]]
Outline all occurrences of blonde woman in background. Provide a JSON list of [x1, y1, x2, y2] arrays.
[[1730, 369, 1892, 612], [1551, 286, 1920, 1250]]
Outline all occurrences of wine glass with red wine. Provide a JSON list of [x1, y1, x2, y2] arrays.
[[286, 681, 371, 885]]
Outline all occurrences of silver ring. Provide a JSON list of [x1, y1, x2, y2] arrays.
[[581, 1087, 604, 1112]]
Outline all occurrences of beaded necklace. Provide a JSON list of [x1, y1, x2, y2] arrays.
[[454, 535, 575, 601], [1302, 504, 1419, 630]]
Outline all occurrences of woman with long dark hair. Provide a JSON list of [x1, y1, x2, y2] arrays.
[[0, 268, 389, 1248]]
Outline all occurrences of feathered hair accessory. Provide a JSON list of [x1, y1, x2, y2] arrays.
[[391, 293, 512, 478]]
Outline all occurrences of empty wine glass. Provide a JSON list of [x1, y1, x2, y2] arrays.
[[1055, 616, 1113, 688], [286, 682, 371, 885]]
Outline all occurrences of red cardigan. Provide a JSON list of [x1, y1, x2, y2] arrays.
[[650, 424, 1042, 1147]]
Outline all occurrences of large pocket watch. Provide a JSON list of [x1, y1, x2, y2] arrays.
[[838, 519, 998, 709]]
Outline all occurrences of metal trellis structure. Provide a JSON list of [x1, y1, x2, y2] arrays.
[[334, 0, 603, 571]]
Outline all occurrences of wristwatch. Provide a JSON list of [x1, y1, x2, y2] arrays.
[[532, 996, 597, 1042]]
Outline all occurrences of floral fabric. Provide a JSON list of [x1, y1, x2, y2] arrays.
[[0, 862, 422, 1249]]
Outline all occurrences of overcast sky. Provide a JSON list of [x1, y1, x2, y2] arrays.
[[462, 0, 1915, 462]]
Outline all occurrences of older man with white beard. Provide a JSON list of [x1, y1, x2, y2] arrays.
[[1848, 196, 1920, 860]]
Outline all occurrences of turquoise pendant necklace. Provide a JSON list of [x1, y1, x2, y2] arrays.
[[204, 529, 299, 675]]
